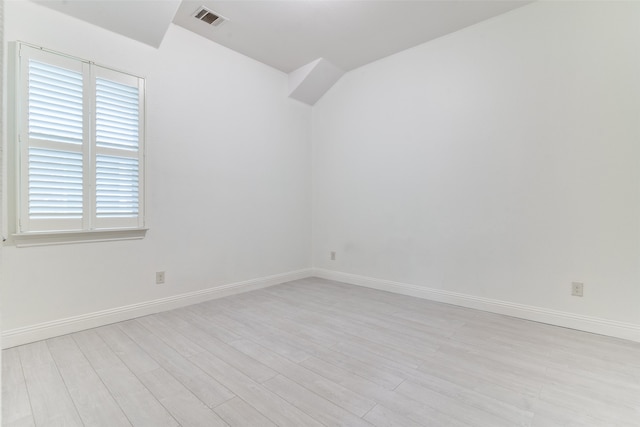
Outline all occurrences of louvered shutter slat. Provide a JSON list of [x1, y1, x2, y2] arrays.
[[28, 60, 83, 145], [28, 148, 83, 219], [27, 59, 85, 221], [96, 155, 139, 218], [95, 76, 140, 219], [96, 78, 139, 151]]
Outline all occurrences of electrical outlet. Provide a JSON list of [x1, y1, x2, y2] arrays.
[[156, 271, 165, 284], [330, 251, 336, 261], [571, 282, 583, 297]]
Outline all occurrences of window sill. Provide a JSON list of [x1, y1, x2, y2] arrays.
[[13, 228, 148, 248]]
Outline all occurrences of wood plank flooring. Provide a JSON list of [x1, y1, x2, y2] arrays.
[[3, 277, 640, 426]]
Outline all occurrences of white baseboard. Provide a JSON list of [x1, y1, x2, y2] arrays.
[[6, 267, 638, 348], [2, 268, 313, 349], [313, 268, 640, 343]]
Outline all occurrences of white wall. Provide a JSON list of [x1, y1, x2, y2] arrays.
[[1, 0, 312, 334], [313, 1, 640, 326]]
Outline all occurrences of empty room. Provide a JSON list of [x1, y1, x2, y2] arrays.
[[1, 0, 639, 425]]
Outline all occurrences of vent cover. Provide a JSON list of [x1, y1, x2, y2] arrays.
[[194, 6, 227, 26]]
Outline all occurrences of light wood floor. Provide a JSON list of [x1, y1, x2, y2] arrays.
[[3, 278, 640, 427]]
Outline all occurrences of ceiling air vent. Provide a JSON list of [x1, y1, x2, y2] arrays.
[[194, 6, 227, 26]]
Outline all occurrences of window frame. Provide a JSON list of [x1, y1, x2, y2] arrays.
[[13, 42, 146, 245]]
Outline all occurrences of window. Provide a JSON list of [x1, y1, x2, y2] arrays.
[[15, 43, 145, 240]]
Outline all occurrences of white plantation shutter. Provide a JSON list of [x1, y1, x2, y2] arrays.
[[27, 60, 84, 221], [17, 44, 144, 234], [93, 66, 144, 229], [19, 47, 87, 232]]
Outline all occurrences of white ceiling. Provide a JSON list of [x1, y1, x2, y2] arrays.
[[35, 0, 532, 72], [174, 0, 531, 72], [34, 0, 182, 48]]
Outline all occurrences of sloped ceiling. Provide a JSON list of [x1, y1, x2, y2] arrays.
[[34, 0, 182, 48], [174, 0, 532, 73], [34, 0, 531, 72]]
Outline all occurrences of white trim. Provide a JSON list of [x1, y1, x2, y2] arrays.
[[2, 268, 312, 348], [6, 267, 637, 348], [313, 268, 640, 343], [13, 228, 148, 247]]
